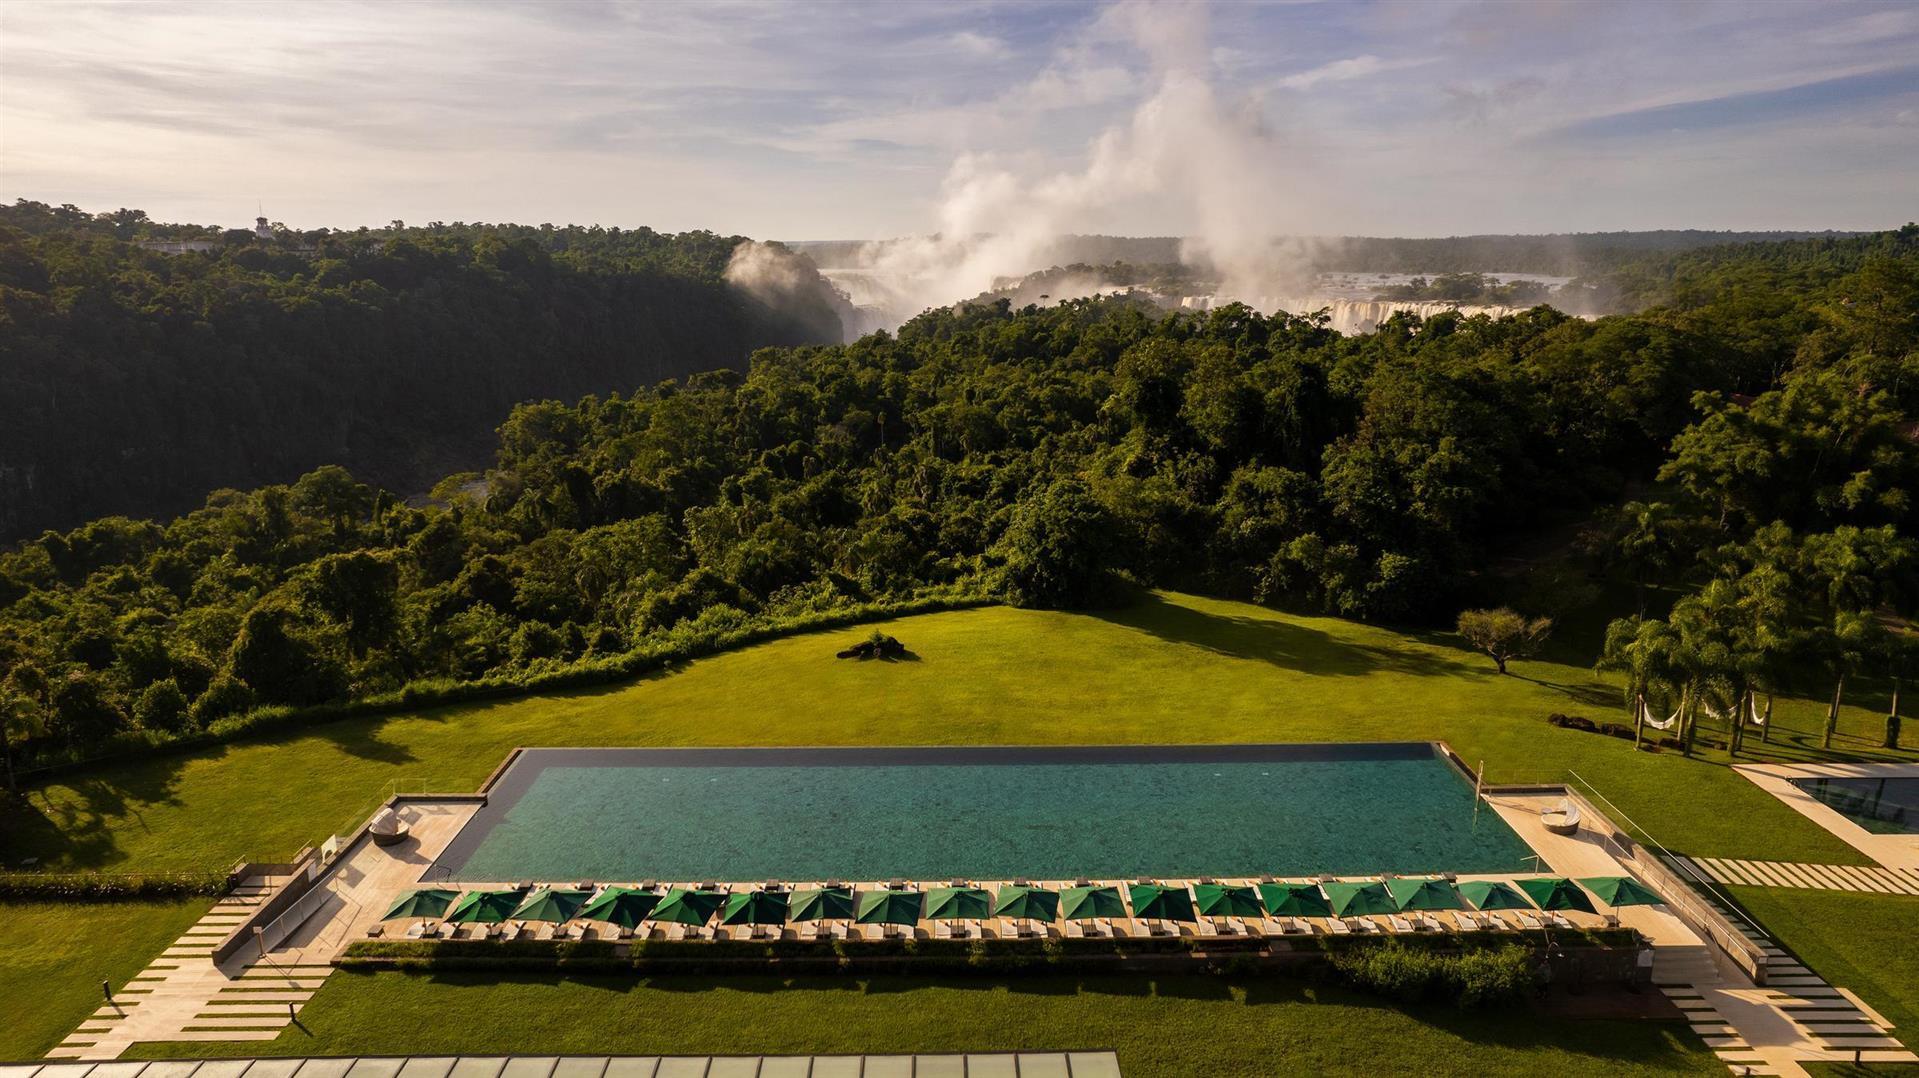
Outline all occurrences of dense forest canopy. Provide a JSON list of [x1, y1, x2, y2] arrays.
[[0, 222, 1914, 775], [0, 200, 851, 540]]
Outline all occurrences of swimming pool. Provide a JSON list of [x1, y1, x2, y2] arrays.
[[429, 744, 1539, 883], [1791, 775, 1919, 834]]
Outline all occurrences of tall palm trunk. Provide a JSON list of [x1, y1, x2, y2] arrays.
[[1679, 681, 1697, 757], [1761, 692, 1773, 744], [1822, 673, 1846, 749], [1632, 690, 1645, 750]]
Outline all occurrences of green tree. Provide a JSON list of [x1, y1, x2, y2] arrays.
[[1455, 608, 1553, 675], [995, 478, 1121, 609]]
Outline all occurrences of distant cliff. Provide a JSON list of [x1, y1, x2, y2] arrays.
[[0, 203, 847, 540]]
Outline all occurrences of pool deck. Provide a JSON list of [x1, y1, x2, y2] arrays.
[[1733, 760, 1919, 871]]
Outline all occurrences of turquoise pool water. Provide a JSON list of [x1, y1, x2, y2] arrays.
[[431, 744, 1539, 883]]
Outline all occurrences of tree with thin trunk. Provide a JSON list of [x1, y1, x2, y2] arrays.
[[1456, 608, 1554, 675]]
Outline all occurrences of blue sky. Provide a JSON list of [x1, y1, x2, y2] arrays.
[[1, 0, 1914, 237]]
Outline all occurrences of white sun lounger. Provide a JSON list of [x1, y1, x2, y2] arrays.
[[1518, 913, 1544, 931], [1387, 915, 1414, 933], [1329, 918, 1352, 935]]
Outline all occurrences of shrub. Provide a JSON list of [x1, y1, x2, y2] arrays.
[[1331, 942, 1536, 1008], [132, 679, 192, 734]]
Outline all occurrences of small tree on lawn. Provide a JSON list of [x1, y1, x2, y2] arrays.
[[1456, 608, 1554, 675]]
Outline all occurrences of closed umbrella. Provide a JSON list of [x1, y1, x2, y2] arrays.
[[923, 886, 993, 920], [1322, 881, 1395, 917], [1127, 883, 1197, 922], [721, 890, 791, 926], [1060, 885, 1127, 920], [1193, 883, 1266, 918], [1386, 877, 1465, 912], [1577, 876, 1664, 907], [1258, 882, 1331, 918], [577, 887, 662, 929], [992, 885, 1060, 923], [1514, 877, 1597, 913], [855, 888, 923, 926], [789, 886, 856, 922], [383, 888, 459, 921], [649, 887, 726, 926], [510, 887, 592, 923], [445, 889, 524, 924], [1457, 880, 1533, 911]]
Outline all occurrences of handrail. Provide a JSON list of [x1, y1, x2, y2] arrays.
[[1566, 770, 1771, 940]]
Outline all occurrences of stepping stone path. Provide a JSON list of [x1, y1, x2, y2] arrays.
[[1676, 856, 1919, 894], [1652, 864, 1915, 1076], [47, 876, 333, 1060]]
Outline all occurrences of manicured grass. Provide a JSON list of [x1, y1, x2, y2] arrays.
[[0, 898, 212, 1060], [9, 592, 1905, 877], [1727, 887, 1919, 1047], [123, 969, 1720, 1076]]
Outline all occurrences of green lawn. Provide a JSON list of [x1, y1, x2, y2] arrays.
[[7, 593, 1906, 876], [1727, 887, 1919, 1049], [4, 592, 1911, 1065], [122, 969, 1719, 1076], [0, 898, 212, 1060]]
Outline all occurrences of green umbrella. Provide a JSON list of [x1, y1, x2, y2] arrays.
[[649, 888, 726, 926], [1458, 880, 1534, 911], [1193, 883, 1266, 918], [855, 888, 923, 925], [1578, 876, 1664, 907], [1514, 877, 1597, 913], [1258, 882, 1331, 918], [789, 886, 856, 922], [923, 886, 993, 920], [1060, 885, 1127, 920], [383, 888, 459, 921], [992, 885, 1060, 922], [1386, 877, 1466, 912], [445, 888, 524, 924], [721, 890, 790, 925], [510, 887, 592, 923], [1128, 883, 1197, 922], [1322, 881, 1396, 917], [577, 887, 662, 928]]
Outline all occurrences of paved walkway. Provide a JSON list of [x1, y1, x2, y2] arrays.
[[1677, 856, 1919, 894], [8, 1055, 1123, 1078], [1652, 880, 1916, 1076], [47, 804, 480, 1060], [1490, 793, 1916, 1076]]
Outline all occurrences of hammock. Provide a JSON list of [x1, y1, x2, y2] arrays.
[[1703, 692, 1769, 726], [1636, 694, 1680, 730]]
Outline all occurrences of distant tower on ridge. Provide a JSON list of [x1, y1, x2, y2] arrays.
[[254, 213, 273, 241]]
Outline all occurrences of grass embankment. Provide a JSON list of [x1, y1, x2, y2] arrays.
[[0, 898, 211, 1060], [1728, 888, 1919, 1053], [123, 969, 1719, 1076]]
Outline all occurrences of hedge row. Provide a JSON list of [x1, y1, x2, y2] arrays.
[[19, 590, 993, 780], [1330, 942, 1537, 1008], [0, 871, 230, 901]]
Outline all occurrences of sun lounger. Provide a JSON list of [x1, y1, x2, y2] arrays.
[[1417, 913, 1442, 932], [404, 921, 426, 939], [1547, 912, 1573, 929], [1329, 918, 1352, 935], [500, 922, 523, 942], [933, 921, 953, 939], [1518, 913, 1544, 931], [1388, 915, 1414, 933], [1213, 918, 1240, 936]]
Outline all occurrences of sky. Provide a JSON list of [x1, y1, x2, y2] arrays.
[[1, 0, 1916, 239]]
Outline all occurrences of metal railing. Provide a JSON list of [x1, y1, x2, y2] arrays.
[[1565, 771, 1770, 982]]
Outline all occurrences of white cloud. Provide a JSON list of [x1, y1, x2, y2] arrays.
[[1271, 54, 1433, 91]]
